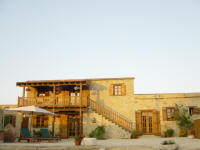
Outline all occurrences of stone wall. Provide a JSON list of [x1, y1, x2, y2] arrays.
[[83, 109, 131, 139], [88, 78, 135, 121], [134, 93, 200, 136]]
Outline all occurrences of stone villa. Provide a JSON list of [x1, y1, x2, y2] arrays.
[[1, 77, 200, 139]]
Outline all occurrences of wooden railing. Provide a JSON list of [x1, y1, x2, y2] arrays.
[[89, 98, 134, 132], [18, 96, 88, 107]]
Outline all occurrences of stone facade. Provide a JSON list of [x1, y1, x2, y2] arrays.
[[1, 77, 200, 138]]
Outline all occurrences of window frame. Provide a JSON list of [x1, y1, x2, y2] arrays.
[[34, 115, 48, 128], [166, 107, 175, 121], [113, 84, 122, 96], [188, 107, 195, 116], [4, 115, 16, 127]]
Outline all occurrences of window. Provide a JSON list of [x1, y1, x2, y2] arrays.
[[110, 84, 126, 96], [33, 115, 48, 128], [166, 108, 175, 121], [113, 85, 122, 96], [188, 107, 194, 115], [4, 115, 16, 127]]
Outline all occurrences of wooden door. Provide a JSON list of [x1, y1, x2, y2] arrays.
[[59, 115, 68, 138], [68, 115, 81, 137], [141, 111, 153, 134], [136, 110, 160, 135], [22, 117, 29, 128], [194, 119, 200, 138]]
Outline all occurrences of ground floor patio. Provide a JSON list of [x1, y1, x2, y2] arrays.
[[0, 136, 200, 150]]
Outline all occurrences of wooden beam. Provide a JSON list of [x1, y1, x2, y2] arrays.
[[22, 86, 25, 106], [80, 83, 82, 136], [52, 85, 56, 136], [16, 81, 87, 87]]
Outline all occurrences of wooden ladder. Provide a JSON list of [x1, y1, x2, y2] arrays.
[[88, 98, 134, 132]]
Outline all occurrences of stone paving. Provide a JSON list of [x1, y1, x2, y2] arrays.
[[0, 136, 200, 150]]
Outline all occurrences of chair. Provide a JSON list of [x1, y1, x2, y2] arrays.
[[18, 128, 41, 142], [40, 129, 60, 142]]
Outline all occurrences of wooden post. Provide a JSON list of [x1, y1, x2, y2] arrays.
[[79, 83, 82, 135], [22, 86, 25, 106], [52, 85, 56, 136]]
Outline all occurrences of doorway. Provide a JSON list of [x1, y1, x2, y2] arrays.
[[141, 111, 153, 134], [136, 110, 160, 135], [68, 115, 81, 137]]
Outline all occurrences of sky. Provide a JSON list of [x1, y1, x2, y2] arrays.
[[0, 0, 200, 104]]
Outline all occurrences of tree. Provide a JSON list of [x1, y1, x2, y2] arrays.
[[174, 104, 194, 135]]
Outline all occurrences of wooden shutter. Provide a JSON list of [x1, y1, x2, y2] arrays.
[[121, 84, 126, 96], [109, 85, 114, 96], [194, 119, 200, 138], [152, 111, 160, 135], [32, 115, 37, 128], [59, 115, 68, 138], [44, 116, 48, 128], [135, 111, 142, 135], [193, 107, 200, 115], [162, 107, 167, 121]]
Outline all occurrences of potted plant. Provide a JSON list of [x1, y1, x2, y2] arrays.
[[73, 135, 84, 146], [165, 129, 174, 137], [174, 104, 194, 137], [159, 140, 179, 150], [131, 130, 138, 139]]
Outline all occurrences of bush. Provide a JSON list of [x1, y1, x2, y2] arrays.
[[88, 126, 105, 139], [165, 128, 174, 137], [131, 130, 137, 136], [174, 104, 194, 136], [161, 140, 175, 145], [73, 136, 82, 140]]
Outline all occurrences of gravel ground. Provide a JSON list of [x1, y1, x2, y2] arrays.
[[0, 136, 200, 150]]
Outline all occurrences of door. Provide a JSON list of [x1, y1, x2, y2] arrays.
[[68, 115, 81, 137], [59, 115, 68, 138], [142, 111, 153, 134], [70, 92, 80, 105], [136, 110, 160, 135], [22, 117, 29, 128]]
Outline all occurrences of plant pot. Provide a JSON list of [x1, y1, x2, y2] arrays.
[[159, 143, 179, 150], [74, 139, 82, 146], [166, 134, 172, 137], [131, 135, 137, 139], [0, 132, 4, 141]]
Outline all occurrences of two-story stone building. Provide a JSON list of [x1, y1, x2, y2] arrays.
[[2, 77, 200, 138]]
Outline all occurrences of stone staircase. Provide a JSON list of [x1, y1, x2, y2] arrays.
[[88, 98, 134, 132]]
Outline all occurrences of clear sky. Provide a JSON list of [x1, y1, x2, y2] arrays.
[[0, 0, 200, 104]]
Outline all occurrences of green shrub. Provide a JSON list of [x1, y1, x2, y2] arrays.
[[174, 104, 194, 136], [0, 129, 5, 132], [73, 136, 82, 140], [165, 128, 174, 136], [131, 130, 137, 136], [88, 126, 105, 139]]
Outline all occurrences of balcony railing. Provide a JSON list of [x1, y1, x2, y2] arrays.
[[18, 96, 88, 107]]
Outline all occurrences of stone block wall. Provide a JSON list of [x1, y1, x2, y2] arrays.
[[83, 109, 131, 139]]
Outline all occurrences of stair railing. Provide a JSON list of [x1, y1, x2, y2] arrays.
[[88, 98, 134, 132]]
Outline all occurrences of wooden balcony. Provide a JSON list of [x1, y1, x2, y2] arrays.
[[18, 96, 88, 108]]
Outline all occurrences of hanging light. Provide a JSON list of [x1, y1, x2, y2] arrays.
[[26, 87, 31, 91], [74, 86, 80, 90]]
